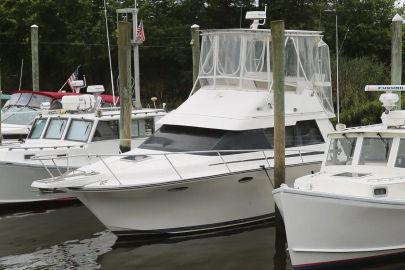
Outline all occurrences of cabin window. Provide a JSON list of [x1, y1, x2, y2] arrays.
[[325, 137, 357, 166], [295, 120, 324, 146], [92, 120, 119, 141], [395, 139, 405, 168], [65, 120, 93, 142], [214, 129, 271, 150], [44, 118, 68, 139], [359, 137, 393, 166], [28, 118, 47, 139], [140, 125, 225, 152]]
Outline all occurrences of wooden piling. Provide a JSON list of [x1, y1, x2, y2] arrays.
[[0, 62, 2, 145], [190, 24, 200, 84], [392, 14, 403, 109], [31, 25, 39, 91], [271, 20, 285, 189], [271, 20, 287, 268], [118, 22, 132, 153]]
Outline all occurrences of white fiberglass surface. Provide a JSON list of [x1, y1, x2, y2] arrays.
[[359, 137, 393, 166], [65, 120, 93, 142], [325, 137, 356, 166]]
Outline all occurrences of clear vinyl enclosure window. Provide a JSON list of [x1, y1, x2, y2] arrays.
[[359, 137, 393, 166], [325, 137, 357, 166]]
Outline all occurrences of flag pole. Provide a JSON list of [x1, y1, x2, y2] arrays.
[[133, 7, 142, 108], [58, 65, 80, 92]]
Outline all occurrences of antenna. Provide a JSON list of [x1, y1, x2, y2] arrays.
[[245, 5, 267, 29], [103, 0, 116, 105]]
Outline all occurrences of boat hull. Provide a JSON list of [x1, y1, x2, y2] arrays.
[[273, 187, 405, 269], [0, 162, 73, 203], [71, 162, 320, 236]]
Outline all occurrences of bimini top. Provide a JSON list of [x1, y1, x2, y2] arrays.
[[191, 28, 333, 115]]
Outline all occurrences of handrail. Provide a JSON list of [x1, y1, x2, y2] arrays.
[[31, 148, 317, 161], [32, 148, 321, 186]]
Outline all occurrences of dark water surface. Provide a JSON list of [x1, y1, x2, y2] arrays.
[[0, 204, 405, 270]]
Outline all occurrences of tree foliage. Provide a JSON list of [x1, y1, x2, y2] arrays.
[[0, 0, 401, 122]]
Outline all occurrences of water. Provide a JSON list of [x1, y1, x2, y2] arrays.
[[0, 204, 405, 270]]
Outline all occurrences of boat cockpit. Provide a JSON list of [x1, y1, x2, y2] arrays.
[[27, 114, 156, 144], [324, 131, 405, 169]]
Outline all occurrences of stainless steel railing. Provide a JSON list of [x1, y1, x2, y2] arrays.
[[32, 148, 323, 186]]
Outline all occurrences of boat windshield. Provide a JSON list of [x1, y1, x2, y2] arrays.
[[44, 118, 68, 139], [359, 137, 393, 166], [139, 121, 324, 153], [28, 118, 48, 139], [65, 119, 93, 142], [1, 106, 39, 125], [325, 137, 356, 166], [395, 139, 405, 168], [5, 93, 52, 108]]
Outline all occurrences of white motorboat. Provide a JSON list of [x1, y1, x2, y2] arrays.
[[0, 87, 166, 204], [273, 87, 405, 269], [1, 90, 83, 142], [33, 16, 335, 236]]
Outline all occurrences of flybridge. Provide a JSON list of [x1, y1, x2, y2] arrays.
[[191, 28, 334, 115]]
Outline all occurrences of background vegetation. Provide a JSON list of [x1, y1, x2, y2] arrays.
[[0, 0, 403, 125]]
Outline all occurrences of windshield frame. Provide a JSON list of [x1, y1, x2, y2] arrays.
[[65, 119, 94, 142], [43, 117, 69, 140]]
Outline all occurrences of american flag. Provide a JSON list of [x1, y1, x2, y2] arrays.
[[67, 66, 80, 92], [136, 19, 145, 43]]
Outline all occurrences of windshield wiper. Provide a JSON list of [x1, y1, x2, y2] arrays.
[[377, 133, 390, 159]]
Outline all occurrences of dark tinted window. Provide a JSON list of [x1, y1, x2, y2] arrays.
[[263, 120, 323, 148], [140, 125, 225, 152], [92, 120, 119, 141], [139, 121, 323, 153], [296, 120, 324, 146], [214, 129, 271, 150]]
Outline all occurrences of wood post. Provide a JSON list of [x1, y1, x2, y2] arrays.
[[0, 62, 2, 145], [392, 14, 403, 109], [118, 22, 132, 153], [271, 20, 285, 190], [31, 25, 39, 91], [271, 20, 287, 268], [191, 24, 200, 84]]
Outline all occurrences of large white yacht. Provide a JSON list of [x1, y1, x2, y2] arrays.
[[273, 87, 405, 269], [1, 87, 166, 204], [33, 25, 335, 236]]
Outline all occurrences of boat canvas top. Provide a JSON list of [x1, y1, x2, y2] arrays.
[[160, 27, 334, 131]]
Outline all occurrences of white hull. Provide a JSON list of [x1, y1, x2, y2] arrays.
[[0, 162, 72, 203], [273, 187, 405, 269], [70, 162, 320, 236]]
